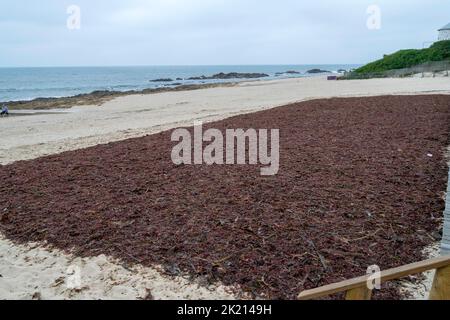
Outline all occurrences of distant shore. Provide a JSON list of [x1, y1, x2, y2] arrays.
[[0, 71, 333, 111], [0, 65, 357, 107], [0, 72, 334, 111], [4, 68, 450, 111]]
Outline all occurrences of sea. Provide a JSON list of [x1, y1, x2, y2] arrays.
[[0, 65, 359, 102]]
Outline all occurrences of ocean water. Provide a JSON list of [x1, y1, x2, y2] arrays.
[[0, 65, 359, 102]]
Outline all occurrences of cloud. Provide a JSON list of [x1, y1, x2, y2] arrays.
[[0, 0, 449, 66]]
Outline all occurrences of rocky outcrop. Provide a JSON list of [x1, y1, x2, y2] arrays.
[[276, 71, 301, 76], [4, 83, 237, 111], [188, 72, 269, 80], [150, 78, 174, 82], [187, 76, 208, 80], [306, 69, 330, 74]]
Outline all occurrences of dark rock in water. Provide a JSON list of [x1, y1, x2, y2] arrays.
[[176, 78, 183, 81], [187, 75, 208, 80], [212, 72, 269, 79], [276, 71, 301, 76], [188, 72, 269, 80], [150, 78, 174, 82], [307, 69, 330, 74]]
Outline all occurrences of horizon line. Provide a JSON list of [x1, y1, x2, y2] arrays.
[[0, 63, 363, 69]]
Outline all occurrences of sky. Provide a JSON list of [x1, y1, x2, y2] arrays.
[[0, 0, 449, 67]]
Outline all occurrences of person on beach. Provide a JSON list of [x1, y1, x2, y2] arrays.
[[1, 104, 9, 117]]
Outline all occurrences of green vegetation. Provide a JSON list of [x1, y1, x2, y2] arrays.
[[354, 40, 450, 74]]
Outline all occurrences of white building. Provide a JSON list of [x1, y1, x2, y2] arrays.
[[438, 23, 450, 41]]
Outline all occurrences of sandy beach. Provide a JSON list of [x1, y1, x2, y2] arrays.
[[1, 76, 450, 300], [1, 76, 450, 165]]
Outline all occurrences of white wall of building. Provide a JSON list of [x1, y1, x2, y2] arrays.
[[439, 30, 450, 41]]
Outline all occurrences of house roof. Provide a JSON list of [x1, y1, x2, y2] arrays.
[[439, 23, 450, 31]]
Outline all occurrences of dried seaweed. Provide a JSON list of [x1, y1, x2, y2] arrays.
[[1, 95, 449, 300]]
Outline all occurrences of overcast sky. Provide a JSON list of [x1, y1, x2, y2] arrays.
[[0, 0, 449, 67]]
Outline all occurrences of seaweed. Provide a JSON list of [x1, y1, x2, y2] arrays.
[[1, 95, 449, 299]]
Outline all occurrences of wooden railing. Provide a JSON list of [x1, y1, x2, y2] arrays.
[[298, 255, 450, 300]]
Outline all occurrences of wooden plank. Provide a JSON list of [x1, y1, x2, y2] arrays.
[[345, 287, 373, 300], [298, 255, 450, 300], [429, 265, 450, 300]]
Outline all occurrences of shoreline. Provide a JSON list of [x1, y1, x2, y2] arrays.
[[1, 76, 450, 165], [1, 82, 239, 111], [3, 71, 450, 111], [0, 65, 359, 107]]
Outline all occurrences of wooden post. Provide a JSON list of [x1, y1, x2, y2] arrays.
[[345, 287, 372, 300], [429, 265, 450, 300]]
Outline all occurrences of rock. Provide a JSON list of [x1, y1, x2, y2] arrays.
[[187, 75, 208, 80], [149, 78, 174, 82], [188, 72, 269, 80], [176, 78, 183, 81], [307, 69, 330, 74], [211, 72, 269, 79]]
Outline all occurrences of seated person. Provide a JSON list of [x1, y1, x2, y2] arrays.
[[1, 105, 9, 117]]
